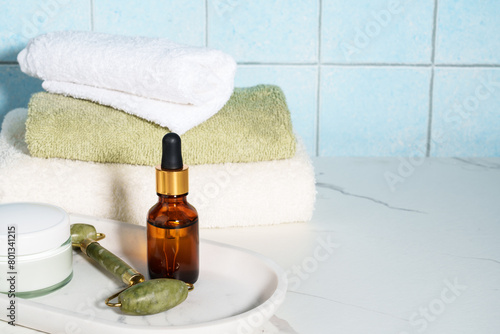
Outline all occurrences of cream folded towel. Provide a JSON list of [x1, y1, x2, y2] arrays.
[[0, 109, 316, 228], [18, 31, 237, 134]]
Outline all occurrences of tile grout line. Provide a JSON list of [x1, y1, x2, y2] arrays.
[[238, 62, 319, 66], [315, 0, 322, 157], [1, 61, 499, 67], [90, 0, 94, 31], [435, 64, 500, 68], [426, 0, 439, 157], [1, 62, 498, 67], [205, 0, 209, 47], [322, 63, 431, 67], [234, 63, 500, 67]]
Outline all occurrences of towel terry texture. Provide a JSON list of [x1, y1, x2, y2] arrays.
[[1, 109, 316, 228], [26, 85, 297, 166], [18, 31, 237, 134]]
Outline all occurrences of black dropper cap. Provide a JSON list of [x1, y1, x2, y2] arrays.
[[161, 133, 183, 170]]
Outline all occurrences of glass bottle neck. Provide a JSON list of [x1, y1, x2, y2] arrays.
[[156, 193, 188, 203]]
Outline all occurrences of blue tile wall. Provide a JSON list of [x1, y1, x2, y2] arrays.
[[321, 0, 434, 64], [320, 67, 430, 156], [93, 0, 206, 46], [435, 0, 500, 64], [1, 1, 499, 157], [0, 65, 43, 122], [235, 66, 318, 154], [0, 0, 91, 62], [208, 0, 319, 63], [431, 68, 500, 156]]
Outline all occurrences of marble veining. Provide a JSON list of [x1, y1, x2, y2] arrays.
[[453, 157, 500, 169], [442, 253, 500, 265], [316, 182, 426, 214]]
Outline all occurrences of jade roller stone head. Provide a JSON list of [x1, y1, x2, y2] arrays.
[[71, 223, 104, 246], [117, 279, 189, 315], [70, 223, 191, 315]]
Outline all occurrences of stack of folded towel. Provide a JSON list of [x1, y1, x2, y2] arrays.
[[18, 31, 236, 135], [0, 31, 315, 228]]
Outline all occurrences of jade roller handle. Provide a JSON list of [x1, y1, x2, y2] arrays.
[[71, 224, 145, 286], [82, 240, 145, 286]]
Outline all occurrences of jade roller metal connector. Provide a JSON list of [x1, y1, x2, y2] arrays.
[[70, 223, 192, 315]]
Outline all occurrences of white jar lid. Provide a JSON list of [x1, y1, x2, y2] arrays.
[[0, 202, 70, 256]]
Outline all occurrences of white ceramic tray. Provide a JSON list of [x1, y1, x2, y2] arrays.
[[0, 215, 287, 334]]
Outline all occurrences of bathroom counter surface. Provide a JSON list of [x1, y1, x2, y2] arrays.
[[203, 157, 500, 334], [2, 157, 500, 334]]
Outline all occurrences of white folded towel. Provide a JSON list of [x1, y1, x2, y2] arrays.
[[40, 80, 231, 135], [0, 109, 316, 228], [17, 31, 237, 134]]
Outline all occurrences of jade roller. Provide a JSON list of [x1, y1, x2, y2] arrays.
[[70, 223, 191, 315]]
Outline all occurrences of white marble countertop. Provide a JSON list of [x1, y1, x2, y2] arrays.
[[3, 157, 500, 333]]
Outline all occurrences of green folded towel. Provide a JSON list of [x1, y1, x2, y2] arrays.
[[26, 85, 296, 166]]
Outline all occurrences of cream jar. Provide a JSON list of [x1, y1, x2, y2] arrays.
[[0, 202, 73, 298]]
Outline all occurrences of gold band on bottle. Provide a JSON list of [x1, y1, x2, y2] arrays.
[[156, 165, 189, 195]]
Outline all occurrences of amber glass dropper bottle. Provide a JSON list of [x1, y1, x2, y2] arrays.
[[147, 133, 199, 284]]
